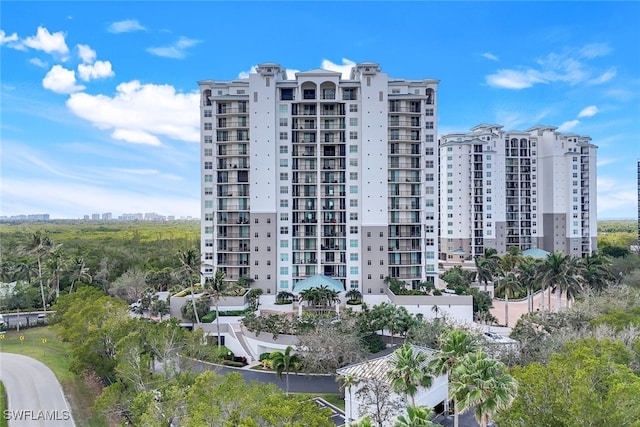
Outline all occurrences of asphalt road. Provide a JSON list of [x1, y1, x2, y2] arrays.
[[0, 353, 75, 427]]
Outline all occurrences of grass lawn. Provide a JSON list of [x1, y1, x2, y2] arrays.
[[0, 381, 7, 427], [296, 392, 345, 411], [0, 327, 107, 427]]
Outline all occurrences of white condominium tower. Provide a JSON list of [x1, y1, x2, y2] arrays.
[[439, 124, 597, 262], [199, 62, 439, 295]]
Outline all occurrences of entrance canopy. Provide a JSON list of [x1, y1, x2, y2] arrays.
[[293, 274, 344, 293]]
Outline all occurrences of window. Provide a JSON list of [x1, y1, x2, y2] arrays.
[[204, 122, 212, 130], [350, 212, 358, 220], [303, 89, 315, 99], [350, 118, 358, 126], [425, 160, 434, 168], [425, 121, 434, 129], [350, 185, 358, 194], [350, 226, 359, 234], [279, 118, 288, 126], [281, 89, 294, 101], [343, 88, 357, 100], [280, 199, 288, 207], [204, 187, 213, 195], [349, 158, 358, 167], [204, 148, 213, 157], [350, 199, 358, 207], [280, 186, 288, 194], [349, 131, 358, 140], [425, 147, 434, 155], [350, 253, 359, 261], [204, 161, 213, 170], [279, 145, 288, 154], [350, 145, 358, 153], [350, 104, 358, 112], [205, 174, 213, 182], [379, 246, 384, 251], [280, 159, 288, 167], [425, 108, 434, 116], [350, 240, 359, 248], [350, 267, 359, 275], [204, 135, 213, 144], [280, 173, 288, 180], [205, 200, 213, 208], [280, 267, 289, 275], [281, 213, 289, 221], [280, 240, 288, 248], [280, 227, 288, 234], [204, 110, 212, 117], [279, 104, 288, 113], [350, 172, 358, 180], [279, 132, 288, 140]]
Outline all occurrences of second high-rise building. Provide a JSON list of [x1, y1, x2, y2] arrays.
[[199, 62, 439, 295]]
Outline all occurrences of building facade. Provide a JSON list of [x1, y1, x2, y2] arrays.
[[199, 62, 439, 295], [439, 124, 597, 262]]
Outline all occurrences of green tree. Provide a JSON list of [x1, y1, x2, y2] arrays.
[[203, 269, 240, 349], [495, 338, 640, 427], [68, 256, 92, 293], [387, 343, 433, 406], [494, 271, 523, 327], [46, 247, 66, 299], [337, 373, 360, 427], [21, 230, 59, 311], [179, 248, 202, 325], [539, 252, 581, 310], [451, 351, 517, 427], [427, 329, 479, 427], [581, 253, 615, 292], [394, 406, 438, 427], [270, 346, 301, 395]]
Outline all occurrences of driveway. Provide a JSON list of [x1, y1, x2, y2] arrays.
[[0, 352, 75, 426]]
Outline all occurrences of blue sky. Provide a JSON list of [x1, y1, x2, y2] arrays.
[[1, 1, 639, 219]]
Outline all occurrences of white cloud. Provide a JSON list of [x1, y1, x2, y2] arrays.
[[589, 68, 616, 85], [238, 66, 258, 79], [77, 60, 115, 81], [579, 43, 611, 59], [107, 19, 145, 34], [0, 29, 19, 44], [557, 120, 580, 132], [112, 129, 161, 146], [147, 37, 200, 59], [77, 44, 96, 63], [486, 69, 547, 89], [486, 44, 616, 90], [29, 57, 48, 68], [481, 52, 499, 61], [597, 175, 636, 219], [23, 26, 69, 56], [66, 80, 200, 145], [42, 65, 84, 94], [321, 58, 356, 79], [596, 158, 617, 168], [578, 105, 598, 118]]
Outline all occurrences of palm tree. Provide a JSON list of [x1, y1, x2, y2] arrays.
[[338, 373, 360, 426], [394, 406, 438, 427], [345, 289, 363, 304], [540, 252, 580, 310], [387, 343, 432, 407], [179, 249, 202, 325], [581, 253, 615, 293], [494, 271, 523, 327], [47, 248, 66, 298], [22, 231, 59, 312], [516, 256, 540, 313], [451, 351, 517, 427], [427, 329, 479, 427], [203, 269, 239, 349], [269, 345, 300, 395], [276, 290, 294, 304], [68, 257, 92, 293]]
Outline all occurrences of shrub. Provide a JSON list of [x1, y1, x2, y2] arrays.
[[201, 312, 216, 323], [222, 360, 245, 368], [259, 352, 271, 361]]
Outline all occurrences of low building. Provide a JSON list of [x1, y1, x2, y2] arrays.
[[336, 345, 447, 426]]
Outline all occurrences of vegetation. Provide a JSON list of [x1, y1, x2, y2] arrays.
[[0, 381, 6, 427]]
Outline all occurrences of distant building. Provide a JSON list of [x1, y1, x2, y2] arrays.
[[91, 213, 100, 220], [119, 213, 144, 221], [439, 124, 597, 261], [102, 212, 112, 220]]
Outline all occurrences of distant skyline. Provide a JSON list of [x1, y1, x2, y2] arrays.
[[1, 2, 639, 219]]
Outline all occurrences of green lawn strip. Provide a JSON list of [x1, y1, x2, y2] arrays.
[[0, 381, 8, 427], [0, 327, 107, 427]]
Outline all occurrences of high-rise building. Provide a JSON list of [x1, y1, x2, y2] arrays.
[[439, 124, 597, 262], [199, 62, 439, 295]]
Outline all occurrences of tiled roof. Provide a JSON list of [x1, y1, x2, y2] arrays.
[[522, 248, 550, 259], [336, 345, 436, 383]]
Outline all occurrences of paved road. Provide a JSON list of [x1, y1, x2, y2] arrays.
[[0, 353, 75, 426]]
